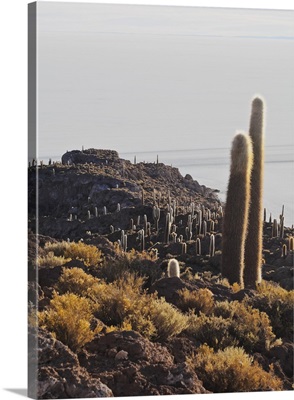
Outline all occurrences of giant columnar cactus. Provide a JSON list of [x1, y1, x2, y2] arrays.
[[244, 97, 265, 287], [221, 133, 253, 286]]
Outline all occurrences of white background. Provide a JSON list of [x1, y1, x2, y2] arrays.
[[0, 1, 293, 399]]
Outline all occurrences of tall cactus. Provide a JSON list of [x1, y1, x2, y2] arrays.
[[221, 133, 253, 287], [244, 97, 265, 287]]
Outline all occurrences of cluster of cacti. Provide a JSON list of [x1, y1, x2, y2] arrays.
[[221, 97, 264, 288]]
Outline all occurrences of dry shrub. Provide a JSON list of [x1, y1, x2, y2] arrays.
[[148, 297, 188, 341], [92, 273, 156, 339], [56, 267, 101, 298], [244, 280, 294, 340], [38, 292, 101, 351], [213, 300, 276, 352], [177, 288, 214, 314], [37, 252, 70, 268], [186, 313, 237, 349], [44, 240, 102, 266], [92, 273, 187, 340], [101, 248, 161, 283], [188, 344, 282, 392], [54, 267, 188, 341], [187, 300, 276, 352], [44, 241, 71, 257], [64, 242, 102, 266]]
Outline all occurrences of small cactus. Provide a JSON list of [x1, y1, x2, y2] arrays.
[[181, 243, 187, 255], [171, 232, 177, 243], [282, 244, 287, 258], [138, 229, 145, 251], [144, 214, 148, 233], [209, 234, 215, 257], [167, 258, 180, 278], [272, 219, 278, 238], [153, 205, 160, 232], [196, 238, 201, 256], [279, 215, 284, 239], [289, 237, 294, 252], [164, 213, 172, 244], [121, 231, 127, 252], [202, 220, 207, 236]]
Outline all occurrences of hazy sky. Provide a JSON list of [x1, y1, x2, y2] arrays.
[[36, 2, 294, 157]]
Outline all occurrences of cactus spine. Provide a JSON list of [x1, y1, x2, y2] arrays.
[[221, 133, 253, 287], [167, 258, 180, 278], [244, 97, 265, 288]]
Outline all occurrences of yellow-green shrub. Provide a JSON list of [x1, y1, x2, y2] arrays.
[[64, 242, 102, 266], [177, 288, 214, 314], [148, 297, 189, 341], [92, 273, 187, 340], [44, 241, 102, 266], [213, 300, 276, 352], [101, 248, 161, 283], [186, 300, 276, 352], [38, 292, 100, 351], [56, 267, 101, 298], [92, 273, 157, 338], [44, 241, 71, 257], [37, 252, 70, 268], [244, 281, 294, 340], [188, 344, 282, 392]]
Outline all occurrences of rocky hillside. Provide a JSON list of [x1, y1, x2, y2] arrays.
[[28, 148, 294, 398]]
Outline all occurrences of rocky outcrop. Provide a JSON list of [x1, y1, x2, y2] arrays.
[[28, 328, 113, 399], [28, 149, 219, 239], [79, 330, 209, 396], [62, 148, 120, 165]]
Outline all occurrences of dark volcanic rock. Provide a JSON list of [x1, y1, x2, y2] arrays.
[[268, 341, 294, 379], [79, 330, 209, 396], [28, 328, 113, 399], [62, 148, 119, 165]]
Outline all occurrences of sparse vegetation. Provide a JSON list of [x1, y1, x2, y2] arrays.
[[38, 292, 101, 351], [186, 300, 276, 352], [244, 280, 294, 340], [188, 344, 283, 392]]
